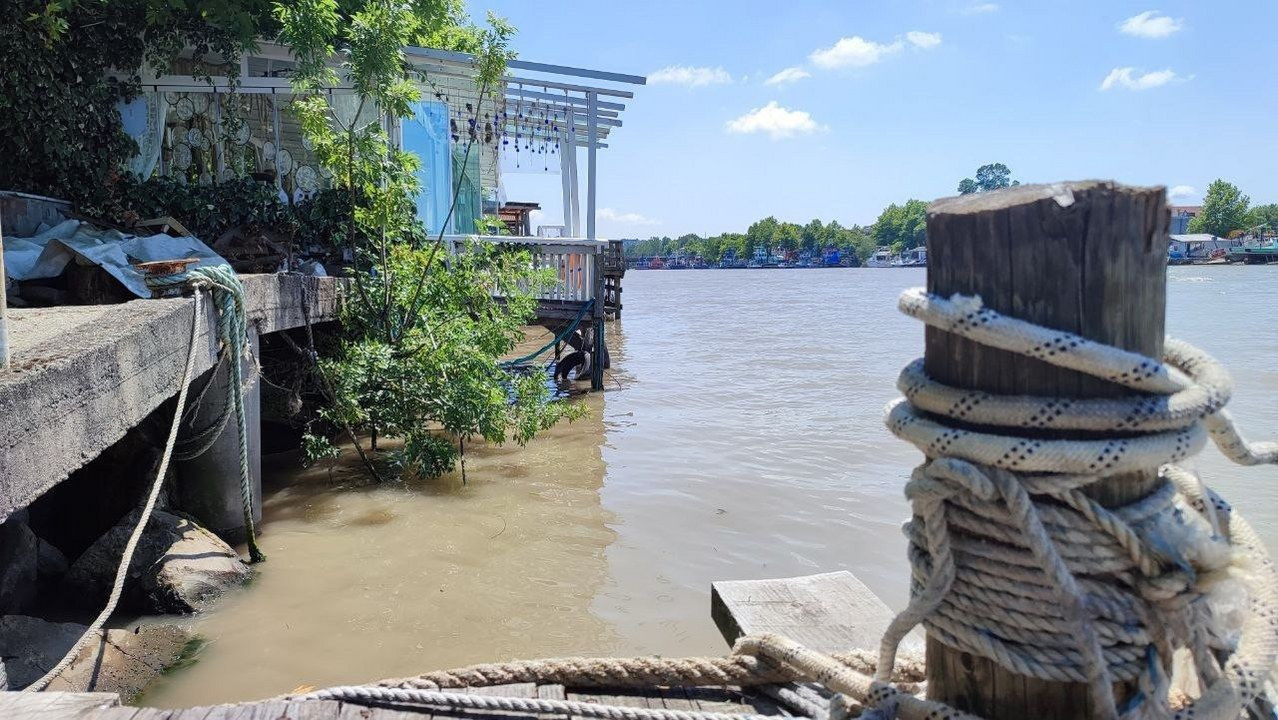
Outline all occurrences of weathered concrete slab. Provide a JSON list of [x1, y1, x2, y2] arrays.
[[711, 571, 920, 653], [0, 274, 341, 522]]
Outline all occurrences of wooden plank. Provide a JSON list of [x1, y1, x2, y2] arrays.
[[922, 181, 1167, 719], [0, 691, 120, 719], [335, 698, 425, 720], [710, 571, 915, 654]]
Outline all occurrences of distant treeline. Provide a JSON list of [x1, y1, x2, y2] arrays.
[[623, 167, 1278, 265], [624, 200, 927, 264]]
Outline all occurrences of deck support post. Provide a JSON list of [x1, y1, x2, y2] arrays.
[[174, 329, 263, 544], [921, 182, 1168, 718], [0, 216, 8, 371], [591, 246, 605, 391]]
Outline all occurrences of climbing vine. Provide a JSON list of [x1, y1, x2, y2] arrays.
[[0, 1, 269, 205]]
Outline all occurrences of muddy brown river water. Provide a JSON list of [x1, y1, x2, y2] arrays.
[[139, 266, 1278, 707]]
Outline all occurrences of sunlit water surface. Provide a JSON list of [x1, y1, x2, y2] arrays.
[[140, 266, 1278, 706]]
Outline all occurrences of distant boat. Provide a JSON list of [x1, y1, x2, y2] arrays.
[[866, 247, 894, 268], [893, 247, 927, 267], [1227, 239, 1278, 264]]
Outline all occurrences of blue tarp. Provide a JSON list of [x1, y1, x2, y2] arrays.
[[4, 219, 229, 298]]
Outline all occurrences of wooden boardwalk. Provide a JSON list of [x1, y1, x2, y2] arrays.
[[2, 683, 790, 720]]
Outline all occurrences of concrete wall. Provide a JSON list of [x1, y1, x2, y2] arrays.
[[0, 274, 342, 522]]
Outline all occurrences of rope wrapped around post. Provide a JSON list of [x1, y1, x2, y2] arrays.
[[146, 264, 265, 564], [877, 288, 1278, 720]]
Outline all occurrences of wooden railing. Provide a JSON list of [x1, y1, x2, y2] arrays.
[[444, 235, 607, 303]]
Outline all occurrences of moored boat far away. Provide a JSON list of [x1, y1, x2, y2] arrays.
[[866, 247, 895, 268], [892, 247, 927, 267], [1226, 238, 1278, 264]]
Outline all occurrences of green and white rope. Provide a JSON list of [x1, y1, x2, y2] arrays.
[[178, 265, 265, 564]]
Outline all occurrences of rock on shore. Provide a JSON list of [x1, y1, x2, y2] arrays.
[[0, 616, 194, 697], [62, 509, 251, 614], [0, 513, 38, 614]]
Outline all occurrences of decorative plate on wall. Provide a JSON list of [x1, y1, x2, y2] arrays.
[[295, 165, 318, 192]]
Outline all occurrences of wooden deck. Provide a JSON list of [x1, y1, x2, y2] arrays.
[[4, 572, 897, 720], [1, 683, 790, 720]]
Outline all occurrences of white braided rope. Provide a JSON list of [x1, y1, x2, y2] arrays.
[[23, 292, 206, 692], [879, 288, 1278, 720], [295, 686, 778, 720]]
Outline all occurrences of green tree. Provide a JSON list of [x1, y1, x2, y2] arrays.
[[281, 0, 581, 480], [1245, 203, 1278, 234], [775, 222, 802, 252], [800, 219, 826, 252], [871, 199, 927, 249], [958, 163, 1019, 194], [746, 216, 780, 253], [1189, 180, 1251, 237]]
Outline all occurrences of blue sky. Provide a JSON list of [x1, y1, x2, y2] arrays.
[[473, 1, 1278, 238]]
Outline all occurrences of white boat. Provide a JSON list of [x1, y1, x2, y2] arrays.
[[866, 247, 895, 268], [893, 247, 927, 267]]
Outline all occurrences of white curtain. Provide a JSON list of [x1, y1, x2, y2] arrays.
[[117, 92, 167, 178]]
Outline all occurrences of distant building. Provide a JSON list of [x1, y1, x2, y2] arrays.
[[1169, 205, 1202, 235]]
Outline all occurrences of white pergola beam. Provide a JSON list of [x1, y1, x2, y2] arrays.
[[505, 87, 626, 112], [406, 46, 647, 86]]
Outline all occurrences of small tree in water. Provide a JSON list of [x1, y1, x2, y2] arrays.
[[279, 0, 583, 480]]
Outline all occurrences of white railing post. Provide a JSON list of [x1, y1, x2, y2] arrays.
[[560, 129, 573, 233], [586, 91, 598, 241]]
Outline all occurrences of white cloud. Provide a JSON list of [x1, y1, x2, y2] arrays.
[[810, 36, 904, 68], [1099, 66, 1185, 90], [906, 31, 943, 49], [962, 3, 1000, 14], [598, 208, 659, 226], [1168, 185, 1196, 201], [808, 32, 940, 69], [647, 65, 732, 87], [725, 101, 823, 139], [1118, 11, 1184, 38], [764, 67, 812, 85]]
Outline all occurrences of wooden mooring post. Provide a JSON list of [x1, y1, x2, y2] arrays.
[[591, 254, 605, 391], [922, 181, 1168, 719]]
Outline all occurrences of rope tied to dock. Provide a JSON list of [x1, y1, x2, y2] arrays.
[[877, 288, 1278, 720], [146, 265, 264, 563], [184, 265, 265, 564], [502, 298, 595, 368]]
